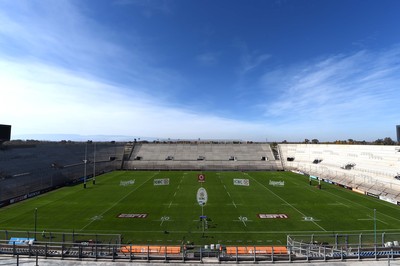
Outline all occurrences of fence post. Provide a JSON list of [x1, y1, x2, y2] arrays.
[[112, 245, 115, 262], [335, 234, 338, 249], [391, 247, 394, 260], [236, 246, 238, 263], [340, 246, 343, 261], [271, 245, 274, 262], [61, 243, 64, 260]]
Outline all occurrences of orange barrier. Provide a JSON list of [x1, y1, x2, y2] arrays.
[[120, 245, 181, 254], [226, 246, 287, 255]]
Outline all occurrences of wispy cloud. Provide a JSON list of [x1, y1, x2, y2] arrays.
[[259, 46, 400, 139], [0, 1, 184, 98], [196, 52, 219, 66], [0, 57, 272, 140], [0, 1, 123, 67], [241, 53, 270, 74], [113, 0, 173, 17]]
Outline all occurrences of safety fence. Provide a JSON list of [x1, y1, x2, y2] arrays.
[[1, 240, 400, 264]]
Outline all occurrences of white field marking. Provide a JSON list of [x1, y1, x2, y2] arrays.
[[232, 202, 237, 208], [89, 215, 103, 221], [157, 240, 162, 242], [173, 192, 177, 197], [159, 216, 171, 226], [233, 216, 252, 227], [68, 228, 400, 235], [227, 203, 242, 206], [247, 240, 252, 242], [367, 215, 389, 225], [177, 185, 180, 189], [302, 217, 320, 222], [322, 187, 400, 223], [80, 173, 158, 231], [167, 240, 172, 242], [257, 240, 263, 242], [304, 187, 318, 193], [224, 185, 227, 189], [248, 174, 327, 232], [0, 173, 120, 225], [227, 192, 231, 197], [328, 202, 349, 207]]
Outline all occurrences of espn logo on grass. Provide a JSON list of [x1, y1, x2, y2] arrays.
[[258, 214, 288, 219], [117, 213, 148, 218]]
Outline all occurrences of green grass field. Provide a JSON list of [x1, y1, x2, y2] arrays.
[[1, 171, 400, 246]]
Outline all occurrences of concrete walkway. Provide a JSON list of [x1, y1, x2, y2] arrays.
[[1, 255, 399, 266]]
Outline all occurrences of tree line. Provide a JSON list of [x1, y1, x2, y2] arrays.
[[277, 137, 397, 145]]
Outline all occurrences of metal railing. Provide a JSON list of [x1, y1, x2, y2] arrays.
[[1, 240, 400, 264]]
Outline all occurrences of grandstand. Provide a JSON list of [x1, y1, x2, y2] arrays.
[[121, 142, 281, 171], [0, 141, 124, 207], [279, 144, 400, 203]]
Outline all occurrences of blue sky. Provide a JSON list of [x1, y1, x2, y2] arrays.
[[1, 0, 400, 142]]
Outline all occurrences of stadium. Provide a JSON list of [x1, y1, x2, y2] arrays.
[[1, 124, 400, 265]]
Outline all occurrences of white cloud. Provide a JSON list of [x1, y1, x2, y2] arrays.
[[258, 47, 400, 140], [196, 52, 219, 66], [0, 58, 272, 141]]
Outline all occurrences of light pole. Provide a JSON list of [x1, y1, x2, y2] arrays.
[[34, 208, 37, 240], [374, 209, 377, 245], [83, 141, 89, 189], [93, 142, 96, 185]]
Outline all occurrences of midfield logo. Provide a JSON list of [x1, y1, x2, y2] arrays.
[[198, 174, 205, 182], [258, 214, 288, 219]]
